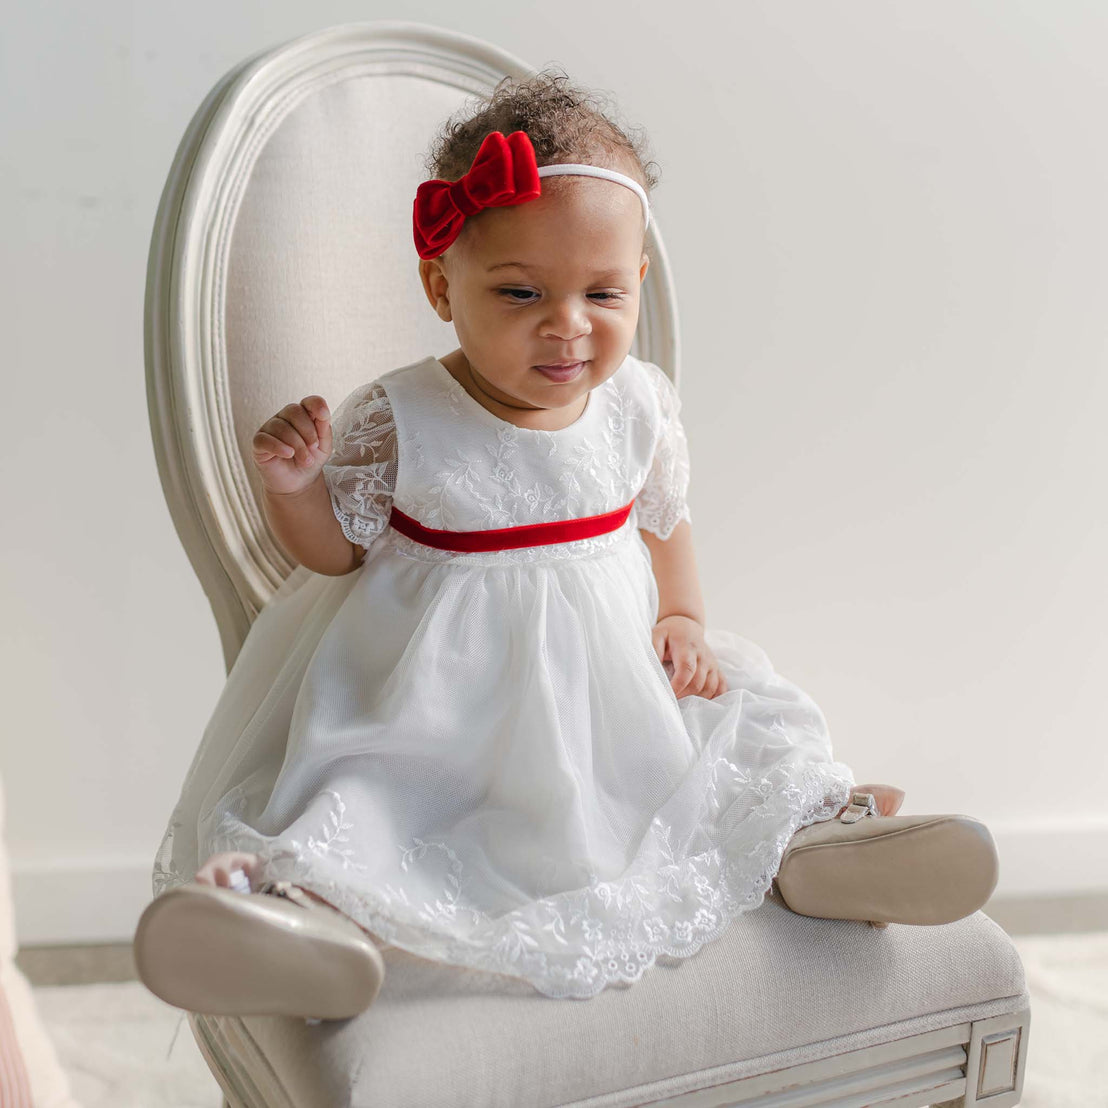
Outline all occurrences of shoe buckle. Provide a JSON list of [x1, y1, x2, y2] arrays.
[[839, 791, 879, 824]]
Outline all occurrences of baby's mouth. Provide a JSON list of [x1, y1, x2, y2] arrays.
[[533, 361, 587, 380]]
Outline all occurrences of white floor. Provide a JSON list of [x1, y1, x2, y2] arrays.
[[31, 930, 1108, 1108]]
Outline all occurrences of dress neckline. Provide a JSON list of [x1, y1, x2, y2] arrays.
[[426, 355, 603, 435]]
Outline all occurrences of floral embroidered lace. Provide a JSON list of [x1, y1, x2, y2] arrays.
[[179, 765, 854, 1000], [321, 359, 693, 567]]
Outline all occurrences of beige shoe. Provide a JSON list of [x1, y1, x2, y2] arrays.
[[773, 792, 999, 927], [133, 878, 385, 1019]]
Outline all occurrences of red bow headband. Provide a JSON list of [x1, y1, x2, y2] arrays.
[[413, 130, 651, 260]]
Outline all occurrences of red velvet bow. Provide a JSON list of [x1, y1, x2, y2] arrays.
[[413, 130, 542, 260]]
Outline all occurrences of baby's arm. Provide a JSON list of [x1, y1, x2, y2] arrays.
[[253, 396, 364, 576], [639, 518, 705, 626], [265, 477, 363, 576], [641, 519, 728, 699]]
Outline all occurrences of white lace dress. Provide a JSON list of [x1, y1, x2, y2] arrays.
[[153, 352, 857, 1000]]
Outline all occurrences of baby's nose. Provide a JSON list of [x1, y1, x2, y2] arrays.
[[540, 301, 592, 340]]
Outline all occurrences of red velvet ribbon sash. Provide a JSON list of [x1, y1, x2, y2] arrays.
[[388, 499, 636, 553]]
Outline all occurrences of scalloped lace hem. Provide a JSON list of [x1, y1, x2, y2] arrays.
[[184, 770, 856, 1000]]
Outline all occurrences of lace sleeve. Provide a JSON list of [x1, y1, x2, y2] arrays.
[[321, 380, 397, 550], [635, 362, 693, 542]]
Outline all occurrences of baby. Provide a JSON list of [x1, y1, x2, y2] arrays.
[[138, 69, 995, 1020]]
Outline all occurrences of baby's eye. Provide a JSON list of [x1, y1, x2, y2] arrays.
[[496, 289, 623, 303]]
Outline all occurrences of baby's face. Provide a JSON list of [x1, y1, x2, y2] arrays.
[[419, 172, 649, 413]]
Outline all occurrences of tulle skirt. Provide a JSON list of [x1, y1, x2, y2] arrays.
[[154, 529, 856, 999]]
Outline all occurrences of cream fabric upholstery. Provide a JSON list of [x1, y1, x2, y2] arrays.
[[196, 897, 1027, 1106]]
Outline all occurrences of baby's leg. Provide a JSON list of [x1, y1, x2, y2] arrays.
[[194, 852, 379, 942]]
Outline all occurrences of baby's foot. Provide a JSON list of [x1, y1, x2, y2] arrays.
[[194, 851, 379, 943], [194, 851, 261, 889], [842, 783, 905, 817], [139, 855, 385, 1019]]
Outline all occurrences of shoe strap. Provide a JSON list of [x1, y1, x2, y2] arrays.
[[839, 791, 879, 824], [256, 879, 317, 910]]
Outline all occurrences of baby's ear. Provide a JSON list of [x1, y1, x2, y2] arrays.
[[639, 253, 650, 282], [418, 258, 453, 322]]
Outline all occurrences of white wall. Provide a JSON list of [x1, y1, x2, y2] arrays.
[[3, 0, 1105, 944]]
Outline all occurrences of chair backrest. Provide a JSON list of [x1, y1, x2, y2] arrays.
[[145, 20, 681, 672]]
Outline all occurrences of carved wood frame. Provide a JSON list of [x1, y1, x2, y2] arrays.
[[199, 1004, 1030, 1107]]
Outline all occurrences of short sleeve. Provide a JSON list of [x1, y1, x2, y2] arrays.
[[321, 380, 397, 550], [635, 362, 692, 541]]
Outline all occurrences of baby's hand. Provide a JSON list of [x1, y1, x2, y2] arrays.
[[251, 396, 333, 495], [653, 615, 729, 701]]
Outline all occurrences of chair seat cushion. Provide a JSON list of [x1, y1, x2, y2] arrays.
[[197, 898, 1028, 1108]]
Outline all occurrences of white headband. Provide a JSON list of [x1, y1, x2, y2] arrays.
[[536, 163, 651, 231]]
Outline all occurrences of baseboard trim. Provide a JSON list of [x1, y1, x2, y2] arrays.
[[13, 859, 156, 945]]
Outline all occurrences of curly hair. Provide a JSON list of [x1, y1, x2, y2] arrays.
[[423, 67, 661, 258]]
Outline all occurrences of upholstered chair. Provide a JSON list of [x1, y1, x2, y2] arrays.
[[144, 20, 1030, 1107]]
